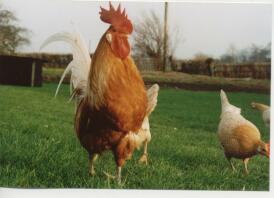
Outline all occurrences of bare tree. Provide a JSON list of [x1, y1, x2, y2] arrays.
[[0, 4, 30, 54], [249, 43, 271, 63], [220, 42, 271, 63], [132, 10, 181, 70]]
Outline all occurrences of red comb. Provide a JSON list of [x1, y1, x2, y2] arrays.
[[100, 2, 133, 34]]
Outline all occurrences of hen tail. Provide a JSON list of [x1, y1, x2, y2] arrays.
[[220, 89, 241, 118], [220, 89, 230, 106], [129, 84, 159, 146], [146, 84, 160, 116], [40, 30, 91, 100]]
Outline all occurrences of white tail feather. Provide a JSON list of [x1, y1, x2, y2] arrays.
[[55, 61, 74, 97], [40, 30, 91, 98]]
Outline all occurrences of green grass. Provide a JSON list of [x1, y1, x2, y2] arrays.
[[43, 67, 65, 77], [0, 83, 270, 190]]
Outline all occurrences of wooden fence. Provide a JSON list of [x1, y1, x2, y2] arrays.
[[213, 63, 270, 79], [15, 53, 271, 79], [172, 60, 271, 79]]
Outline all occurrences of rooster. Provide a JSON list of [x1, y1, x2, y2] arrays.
[[218, 90, 269, 174], [251, 102, 270, 127], [41, 2, 159, 184]]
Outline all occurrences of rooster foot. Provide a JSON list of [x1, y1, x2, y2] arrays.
[[103, 171, 116, 179], [103, 171, 122, 185], [139, 153, 148, 165], [89, 154, 98, 177]]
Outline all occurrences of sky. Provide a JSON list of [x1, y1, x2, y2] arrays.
[[1, 0, 272, 59]]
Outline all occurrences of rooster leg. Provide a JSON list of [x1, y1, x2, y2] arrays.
[[89, 154, 98, 176], [243, 158, 250, 175], [139, 140, 148, 165], [117, 166, 122, 185], [115, 157, 126, 185], [103, 152, 124, 185]]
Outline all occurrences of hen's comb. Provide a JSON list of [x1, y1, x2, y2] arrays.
[[266, 142, 270, 158], [100, 2, 133, 34]]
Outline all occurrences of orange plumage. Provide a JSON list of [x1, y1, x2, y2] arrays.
[[41, 2, 158, 184], [75, 2, 148, 183]]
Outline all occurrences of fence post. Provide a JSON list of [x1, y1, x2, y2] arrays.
[[163, 2, 168, 72], [31, 61, 36, 87]]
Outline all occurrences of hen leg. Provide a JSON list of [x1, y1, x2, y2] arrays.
[[226, 155, 235, 172], [243, 158, 250, 175], [139, 140, 148, 165], [89, 153, 98, 176]]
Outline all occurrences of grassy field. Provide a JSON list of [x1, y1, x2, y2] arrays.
[[0, 83, 270, 190]]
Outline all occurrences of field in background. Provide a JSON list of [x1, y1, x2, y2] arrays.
[[0, 83, 270, 190], [43, 67, 270, 93]]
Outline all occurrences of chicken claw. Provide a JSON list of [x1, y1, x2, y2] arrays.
[[89, 154, 98, 176], [139, 153, 148, 165], [103, 171, 116, 179], [89, 167, 96, 176], [139, 141, 148, 165], [103, 166, 122, 185]]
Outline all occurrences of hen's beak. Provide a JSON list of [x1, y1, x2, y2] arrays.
[[265, 152, 269, 158], [261, 150, 270, 158]]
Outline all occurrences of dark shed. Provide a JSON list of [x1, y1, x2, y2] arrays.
[[0, 55, 43, 87]]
